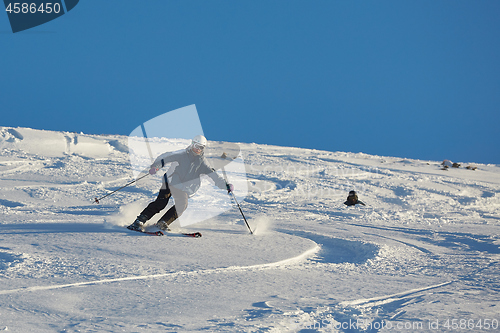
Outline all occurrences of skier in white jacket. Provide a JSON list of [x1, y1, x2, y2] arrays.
[[127, 135, 233, 232]]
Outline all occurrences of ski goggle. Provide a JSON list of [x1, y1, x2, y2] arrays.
[[192, 142, 205, 150], [191, 142, 206, 155]]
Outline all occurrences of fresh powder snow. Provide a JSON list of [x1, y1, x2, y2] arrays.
[[0, 126, 499, 332]]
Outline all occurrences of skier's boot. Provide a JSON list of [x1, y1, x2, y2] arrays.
[[156, 220, 171, 232], [127, 214, 148, 232], [156, 209, 178, 232]]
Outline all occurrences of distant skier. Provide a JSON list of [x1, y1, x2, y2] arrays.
[[344, 190, 365, 206], [127, 135, 233, 232]]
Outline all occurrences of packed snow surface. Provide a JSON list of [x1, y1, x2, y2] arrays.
[[0, 126, 499, 332]]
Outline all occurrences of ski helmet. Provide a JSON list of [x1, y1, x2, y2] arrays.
[[190, 135, 207, 155]]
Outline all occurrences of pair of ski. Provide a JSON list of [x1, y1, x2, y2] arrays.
[[127, 226, 202, 238]]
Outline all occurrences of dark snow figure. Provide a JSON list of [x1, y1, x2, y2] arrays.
[[127, 135, 233, 232], [344, 190, 365, 206]]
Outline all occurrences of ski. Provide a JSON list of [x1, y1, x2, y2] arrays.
[[181, 232, 202, 238], [126, 226, 201, 238], [160, 231, 202, 238], [126, 227, 164, 236]]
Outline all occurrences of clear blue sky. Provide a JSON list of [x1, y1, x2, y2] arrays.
[[1, 1, 499, 164]]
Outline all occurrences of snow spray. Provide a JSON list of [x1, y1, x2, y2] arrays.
[[104, 200, 149, 228], [252, 215, 273, 235]]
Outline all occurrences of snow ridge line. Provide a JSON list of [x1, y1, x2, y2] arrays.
[[0, 244, 320, 296]]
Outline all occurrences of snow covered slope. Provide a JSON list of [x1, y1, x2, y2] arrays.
[[0, 126, 499, 332]]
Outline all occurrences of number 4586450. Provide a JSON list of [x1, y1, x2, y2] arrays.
[[443, 319, 499, 330], [5, 2, 62, 14]]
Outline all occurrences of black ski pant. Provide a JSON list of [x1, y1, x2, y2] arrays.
[[140, 183, 189, 225]]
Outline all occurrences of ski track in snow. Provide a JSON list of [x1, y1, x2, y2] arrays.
[[1, 127, 499, 332]]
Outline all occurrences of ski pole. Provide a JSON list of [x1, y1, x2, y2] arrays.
[[228, 189, 253, 235], [94, 173, 149, 204], [220, 164, 253, 235]]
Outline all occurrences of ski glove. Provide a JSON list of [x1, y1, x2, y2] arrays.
[[149, 167, 158, 175], [226, 183, 234, 193]]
